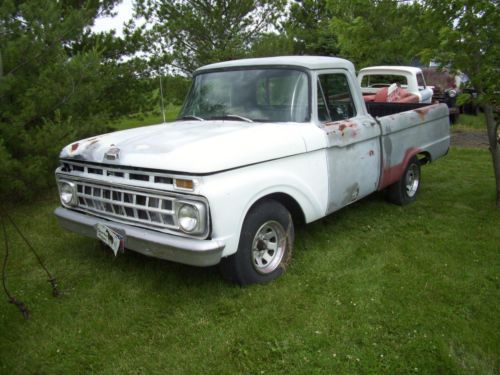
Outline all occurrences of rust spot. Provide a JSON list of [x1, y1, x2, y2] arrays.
[[378, 147, 420, 190], [325, 120, 357, 136], [414, 108, 430, 120], [413, 104, 439, 121], [89, 139, 99, 146], [369, 150, 375, 156], [71, 143, 79, 152]]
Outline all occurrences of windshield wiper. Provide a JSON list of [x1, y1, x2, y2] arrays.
[[209, 114, 254, 123], [180, 115, 205, 121]]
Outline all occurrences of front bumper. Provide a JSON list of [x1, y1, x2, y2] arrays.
[[55, 207, 225, 267]]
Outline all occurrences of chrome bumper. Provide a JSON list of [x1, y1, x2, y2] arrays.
[[54, 207, 225, 267]]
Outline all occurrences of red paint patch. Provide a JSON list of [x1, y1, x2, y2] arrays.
[[378, 147, 420, 190], [413, 104, 439, 121], [324, 120, 358, 136], [71, 143, 79, 152]]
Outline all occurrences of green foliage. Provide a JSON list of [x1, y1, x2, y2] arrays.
[[134, 0, 287, 74], [421, 0, 499, 103], [157, 75, 191, 105], [285, 0, 339, 56], [0, 0, 152, 202], [249, 33, 294, 58], [329, 0, 437, 68]]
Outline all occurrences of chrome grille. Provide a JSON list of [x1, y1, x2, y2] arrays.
[[75, 181, 177, 230], [60, 160, 176, 187]]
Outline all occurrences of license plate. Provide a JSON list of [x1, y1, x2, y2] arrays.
[[96, 223, 124, 256]]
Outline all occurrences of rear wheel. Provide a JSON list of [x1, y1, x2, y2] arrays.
[[386, 156, 421, 205], [220, 200, 294, 285]]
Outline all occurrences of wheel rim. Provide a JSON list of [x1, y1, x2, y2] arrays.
[[405, 163, 420, 198], [251, 220, 287, 274]]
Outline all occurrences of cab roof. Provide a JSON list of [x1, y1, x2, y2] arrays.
[[196, 56, 355, 75], [358, 66, 423, 75]]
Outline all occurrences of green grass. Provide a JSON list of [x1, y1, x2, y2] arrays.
[[109, 104, 181, 131], [1, 146, 498, 374], [454, 113, 486, 132]]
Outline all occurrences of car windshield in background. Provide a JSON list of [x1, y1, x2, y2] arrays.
[[361, 74, 409, 88], [180, 69, 310, 123]]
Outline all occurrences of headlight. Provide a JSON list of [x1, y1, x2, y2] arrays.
[[176, 202, 206, 234], [447, 89, 457, 98], [59, 181, 77, 206], [178, 204, 200, 232]]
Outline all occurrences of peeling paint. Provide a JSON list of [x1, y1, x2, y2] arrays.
[[413, 104, 440, 121], [324, 120, 358, 137], [342, 182, 360, 206], [378, 147, 420, 190]]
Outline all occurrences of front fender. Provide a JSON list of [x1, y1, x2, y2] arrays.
[[199, 149, 328, 257]]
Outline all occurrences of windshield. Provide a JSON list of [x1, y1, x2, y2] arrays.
[[180, 68, 310, 122]]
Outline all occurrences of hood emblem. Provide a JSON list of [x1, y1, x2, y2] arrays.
[[105, 146, 120, 161]]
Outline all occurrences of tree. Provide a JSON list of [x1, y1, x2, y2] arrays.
[[284, 0, 339, 56], [422, 0, 500, 207], [249, 33, 294, 58], [0, 0, 151, 201], [327, 0, 437, 68], [134, 0, 287, 74]]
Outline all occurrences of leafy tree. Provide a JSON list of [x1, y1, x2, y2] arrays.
[[328, 0, 436, 68], [0, 0, 151, 201], [134, 0, 287, 74], [422, 0, 500, 207], [249, 33, 294, 58], [285, 0, 339, 56]]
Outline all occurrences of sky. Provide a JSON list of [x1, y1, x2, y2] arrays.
[[92, 0, 135, 36]]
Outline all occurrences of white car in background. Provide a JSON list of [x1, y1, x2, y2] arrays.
[[358, 66, 434, 104]]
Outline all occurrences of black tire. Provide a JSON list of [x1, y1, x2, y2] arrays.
[[386, 156, 421, 206], [220, 200, 294, 285]]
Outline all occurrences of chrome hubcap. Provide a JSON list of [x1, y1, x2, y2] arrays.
[[405, 163, 420, 197], [252, 220, 286, 274]]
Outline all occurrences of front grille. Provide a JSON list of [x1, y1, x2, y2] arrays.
[[75, 181, 177, 230], [60, 160, 175, 187]]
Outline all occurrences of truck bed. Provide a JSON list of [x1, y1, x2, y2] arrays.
[[365, 101, 429, 118]]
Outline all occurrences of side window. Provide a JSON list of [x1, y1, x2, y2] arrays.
[[317, 73, 356, 122], [417, 73, 426, 90]]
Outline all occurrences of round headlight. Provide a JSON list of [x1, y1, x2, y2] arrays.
[[60, 181, 77, 206], [448, 89, 457, 98], [178, 204, 199, 233]]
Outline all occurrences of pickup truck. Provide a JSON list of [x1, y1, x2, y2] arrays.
[[54, 56, 450, 285], [358, 66, 434, 104]]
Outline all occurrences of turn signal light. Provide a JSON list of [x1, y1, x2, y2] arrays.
[[175, 179, 194, 190]]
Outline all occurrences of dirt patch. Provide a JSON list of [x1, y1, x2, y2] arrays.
[[451, 129, 489, 148]]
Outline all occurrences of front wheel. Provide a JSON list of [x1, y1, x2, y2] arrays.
[[386, 156, 421, 205], [220, 200, 294, 285]]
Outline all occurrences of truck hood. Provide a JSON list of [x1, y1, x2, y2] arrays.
[[60, 120, 313, 174]]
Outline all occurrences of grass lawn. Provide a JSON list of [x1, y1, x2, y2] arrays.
[[453, 113, 486, 132], [109, 104, 181, 131], [1, 121, 499, 373]]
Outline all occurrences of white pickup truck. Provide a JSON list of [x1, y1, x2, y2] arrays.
[[358, 66, 434, 104], [55, 56, 450, 285]]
